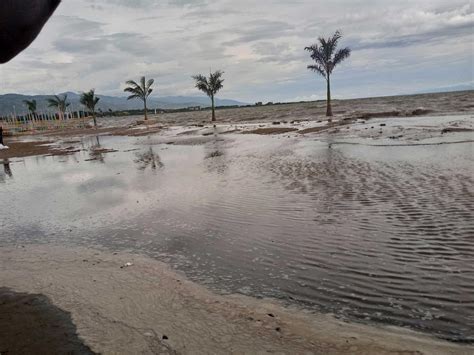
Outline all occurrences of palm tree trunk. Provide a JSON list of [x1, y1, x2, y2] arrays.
[[211, 95, 216, 122], [93, 112, 97, 128], [326, 76, 333, 117], [144, 98, 148, 121]]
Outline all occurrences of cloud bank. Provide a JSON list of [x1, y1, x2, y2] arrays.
[[0, 0, 472, 102]]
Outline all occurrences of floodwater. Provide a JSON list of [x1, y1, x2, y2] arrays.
[[1, 115, 473, 342]]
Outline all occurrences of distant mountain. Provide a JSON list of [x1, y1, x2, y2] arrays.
[[0, 92, 247, 116], [416, 83, 474, 95]]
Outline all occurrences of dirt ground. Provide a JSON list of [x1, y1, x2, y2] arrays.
[[0, 140, 80, 159], [149, 90, 474, 126], [242, 127, 299, 135]]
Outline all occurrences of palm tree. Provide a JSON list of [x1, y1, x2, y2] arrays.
[[124, 76, 154, 121], [47, 94, 70, 120], [23, 99, 37, 120], [192, 70, 224, 122], [305, 31, 351, 117], [80, 89, 100, 127]]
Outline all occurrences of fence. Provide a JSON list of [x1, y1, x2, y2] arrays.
[[0, 116, 91, 136]]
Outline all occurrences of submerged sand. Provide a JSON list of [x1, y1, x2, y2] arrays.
[[0, 245, 471, 354]]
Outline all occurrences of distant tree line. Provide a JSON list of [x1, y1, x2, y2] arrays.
[[3, 31, 350, 126]]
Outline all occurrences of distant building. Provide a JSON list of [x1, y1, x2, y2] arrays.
[[187, 106, 201, 111], [256, 102, 263, 106]]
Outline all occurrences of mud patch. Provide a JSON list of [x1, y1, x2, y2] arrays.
[[0, 141, 81, 159], [242, 127, 298, 135], [298, 125, 335, 134]]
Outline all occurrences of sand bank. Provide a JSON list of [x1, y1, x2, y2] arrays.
[[0, 245, 470, 354]]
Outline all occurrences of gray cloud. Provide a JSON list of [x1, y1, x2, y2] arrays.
[[0, 0, 472, 102]]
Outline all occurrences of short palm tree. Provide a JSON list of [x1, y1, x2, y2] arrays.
[[47, 94, 70, 120], [192, 70, 224, 122], [80, 89, 100, 127], [124, 76, 154, 121], [23, 99, 37, 120], [305, 31, 351, 117]]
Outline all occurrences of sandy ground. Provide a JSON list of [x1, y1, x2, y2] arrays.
[[143, 90, 474, 126], [0, 125, 164, 160], [2, 113, 472, 160], [0, 245, 471, 355]]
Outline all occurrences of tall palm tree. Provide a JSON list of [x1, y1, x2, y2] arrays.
[[124, 76, 154, 121], [305, 31, 351, 117], [80, 89, 100, 127], [192, 70, 224, 122], [23, 99, 37, 120], [47, 94, 70, 120]]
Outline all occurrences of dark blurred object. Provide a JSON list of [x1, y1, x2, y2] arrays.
[[0, 0, 61, 63]]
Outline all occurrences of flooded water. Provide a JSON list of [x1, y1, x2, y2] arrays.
[[1, 115, 473, 342]]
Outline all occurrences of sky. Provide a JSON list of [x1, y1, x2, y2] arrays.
[[0, 0, 472, 103]]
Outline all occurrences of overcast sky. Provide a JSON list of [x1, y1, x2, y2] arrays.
[[0, 0, 472, 102]]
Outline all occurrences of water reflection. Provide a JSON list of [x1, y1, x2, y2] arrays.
[[1, 130, 473, 342], [204, 137, 228, 175], [0, 159, 13, 183], [3, 159, 12, 177], [134, 147, 163, 171]]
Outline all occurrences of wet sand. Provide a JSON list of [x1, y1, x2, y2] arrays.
[[128, 90, 474, 127], [0, 141, 63, 159], [243, 127, 299, 135], [0, 245, 470, 355]]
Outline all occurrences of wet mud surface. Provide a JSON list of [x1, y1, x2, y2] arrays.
[[1, 112, 473, 345], [0, 245, 470, 355], [97, 90, 474, 127]]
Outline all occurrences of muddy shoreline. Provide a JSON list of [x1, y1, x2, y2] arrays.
[[1, 111, 472, 161], [1, 109, 473, 352], [1, 245, 471, 355]]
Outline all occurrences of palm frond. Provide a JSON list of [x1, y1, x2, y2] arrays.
[[80, 89, 100, 111], [124, 87, 142, 94], [306, 30, 349, 77], [125, 80, 139, 87], [124, 76, 154, 101], [333, 47, 351, 66], [193, 71, 224, 97], [47, 94, 69, 112], [126, 94, 142, 101], [146, 78, 154, 90], [210, 70, 224, 94], [307, 64, 326, 78], [23, 99, 37, 113]]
